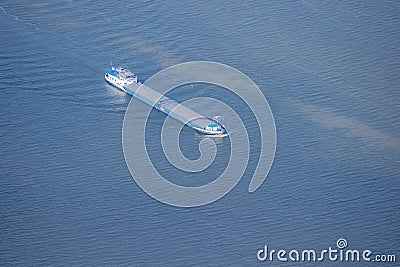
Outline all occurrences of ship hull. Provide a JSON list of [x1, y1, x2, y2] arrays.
[[105, 74, 127, 92]]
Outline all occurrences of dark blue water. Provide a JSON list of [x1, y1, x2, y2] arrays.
[[1, 1, 399, 266]]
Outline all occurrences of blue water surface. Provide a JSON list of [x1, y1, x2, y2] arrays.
[[1, 1, 399, 266]]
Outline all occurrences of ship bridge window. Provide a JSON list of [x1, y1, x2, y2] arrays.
[[206, 123, 221, 132]]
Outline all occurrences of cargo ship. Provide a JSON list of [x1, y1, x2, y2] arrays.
[[105, 66, 228, 136]]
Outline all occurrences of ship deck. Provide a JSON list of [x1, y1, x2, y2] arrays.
[[124, 83, 216, 130]]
